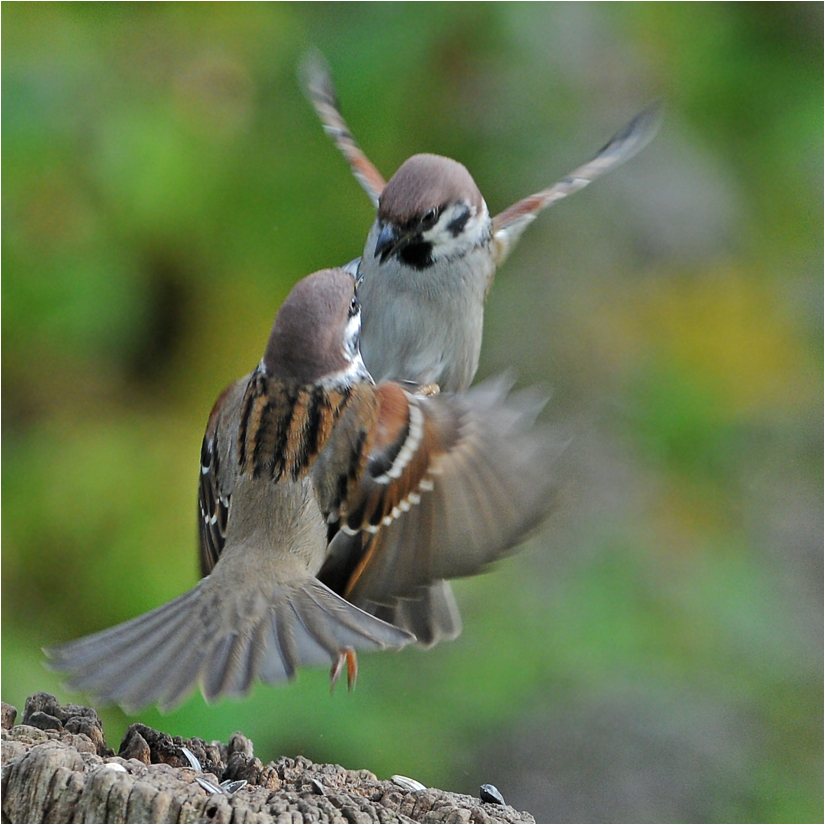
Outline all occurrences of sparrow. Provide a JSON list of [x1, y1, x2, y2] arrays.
[[303, 55, 660, 392], [46, 268, 558, 711]]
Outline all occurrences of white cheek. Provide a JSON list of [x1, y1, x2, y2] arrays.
[[425, 202, 490, 259], [332, 310, 372, 385], [343, 312, 361, 360]]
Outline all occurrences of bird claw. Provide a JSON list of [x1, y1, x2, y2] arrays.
[[397, 380, 441, 397], [330, 648, 358, 692]]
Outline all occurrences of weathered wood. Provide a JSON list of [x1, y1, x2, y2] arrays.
[[1, 694, 534, 824]]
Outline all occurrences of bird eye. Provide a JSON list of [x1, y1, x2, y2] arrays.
[[349, 295, 360, 316], [421, 206, 441, 229]]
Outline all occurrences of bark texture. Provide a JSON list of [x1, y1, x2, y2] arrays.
[[1, 694, 534, 824]]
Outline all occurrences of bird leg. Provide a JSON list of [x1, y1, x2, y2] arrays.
[[330, 648, 358, 692]]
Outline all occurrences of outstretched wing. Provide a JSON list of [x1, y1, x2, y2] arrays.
[[322, 377, 561, 616], [492, 101, 662, 264], [301, 51, 386, 208]]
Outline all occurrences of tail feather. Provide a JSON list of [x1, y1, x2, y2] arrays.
[[111, 620, 204, 710], [258, 609, 296, 684], [48, 588, 200, 668], [201, 634, 244, 702], [50, 590, 199, 699], [46, 576, 414, 712], [373, 581, 462, 648], [156, 637, 214, 710], [297, 581, 416, 649]]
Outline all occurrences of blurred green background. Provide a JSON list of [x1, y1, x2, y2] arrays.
[[3, 4, 822, 822]]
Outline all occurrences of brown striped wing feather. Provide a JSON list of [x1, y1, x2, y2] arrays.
[[323, 377, 559, 618], [198, 380, 247, 576]]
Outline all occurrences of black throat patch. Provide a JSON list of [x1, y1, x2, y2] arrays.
[[399, 240, 434, 270]]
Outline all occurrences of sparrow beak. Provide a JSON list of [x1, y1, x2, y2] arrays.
[[374, 222, 402, 262]]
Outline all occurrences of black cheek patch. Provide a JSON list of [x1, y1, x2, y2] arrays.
[[446, 208, 470, 237]]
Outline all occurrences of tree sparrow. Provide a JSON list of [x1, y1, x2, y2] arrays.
[[47, 269, 557, 711], [303, 56, 660, 392]]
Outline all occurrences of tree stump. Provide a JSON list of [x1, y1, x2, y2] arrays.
[[1, 694, 534, 824]]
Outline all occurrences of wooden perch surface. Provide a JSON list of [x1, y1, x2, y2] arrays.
[[1, 693, 534, 824]]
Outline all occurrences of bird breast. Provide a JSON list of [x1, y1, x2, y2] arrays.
[[358, 247, 493, 392]]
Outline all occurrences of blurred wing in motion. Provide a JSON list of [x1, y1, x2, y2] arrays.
[[492, 102, 662, 264], [301, 50, 386, 208], [320, 376, 561, 642]]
